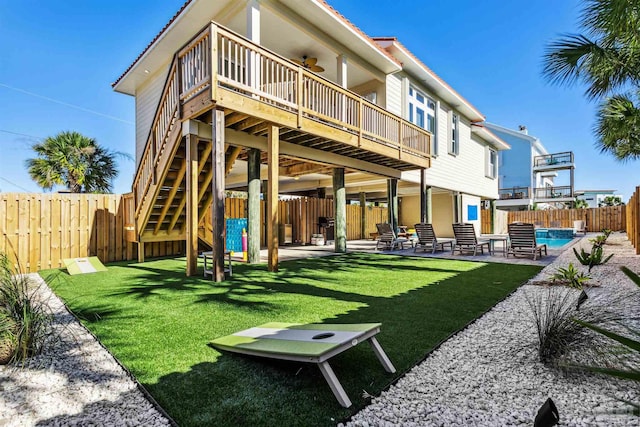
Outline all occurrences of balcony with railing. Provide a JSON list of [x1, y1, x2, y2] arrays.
[[179, 23, 431, 165], [533, 185, 574, 201], [533, 151, 574, 171], [498, 186, 531, 200]]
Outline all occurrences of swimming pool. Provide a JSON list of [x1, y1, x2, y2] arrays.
[[536, 237, 574, 248], [535, 228, 576, 249]]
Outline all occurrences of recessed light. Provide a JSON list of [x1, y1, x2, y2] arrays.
[[144, 69, 150, 74]]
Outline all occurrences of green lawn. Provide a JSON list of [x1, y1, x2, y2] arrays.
[[42, 254, 541, 426]]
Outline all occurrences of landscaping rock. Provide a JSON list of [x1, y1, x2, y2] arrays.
[[0, 275, 172, 426], [347, 233, 640, 427]]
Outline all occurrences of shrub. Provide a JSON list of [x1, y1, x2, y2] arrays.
[[0, 253, 52, 364], [550, 263, 590, 289], [574, 245, 613, 271], [526, 287, 640, 365]]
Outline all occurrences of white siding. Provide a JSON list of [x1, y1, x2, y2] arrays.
[[135, 64, 170, 166], [402, 105, 499, 199], [385, 73, 402, 116]]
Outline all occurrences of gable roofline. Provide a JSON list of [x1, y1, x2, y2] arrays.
[[112, 0, 193, 89], [113, 0, 401, 93], [373, 37, 485, 122], [470, 123, 510, 150]]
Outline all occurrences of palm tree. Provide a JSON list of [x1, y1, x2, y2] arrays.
[[543, 0, 640, 161], [26, 131, 119, 193]]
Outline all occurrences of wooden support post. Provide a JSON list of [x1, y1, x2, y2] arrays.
[[420, 169, 426, 224], [490, 199, 497, 234], [247, 148, 261, 263], [212, 110, 226, 282], [333, 168, 347, 253], [267, 124, 279, 272], [387, 179, 398, 232], [186, 134, 199, 276], [137, 242, 145, 263], [426, 186, 432, 224], [359, 192, 366, 239]]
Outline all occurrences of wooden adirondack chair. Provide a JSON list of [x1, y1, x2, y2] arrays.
[[507, 222, 547, 260], [375, 223, 408, 250], [414, 223, 455, 253], [452, 223, 491, 255]]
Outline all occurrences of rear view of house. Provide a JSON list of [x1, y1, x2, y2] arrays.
[[113, 0, 508, 279]]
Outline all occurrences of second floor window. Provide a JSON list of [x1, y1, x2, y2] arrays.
[[408, 86, 437, 154], [449, 113, 459, 155], [486, 148, 497, 178]]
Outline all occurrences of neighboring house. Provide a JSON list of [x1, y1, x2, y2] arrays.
[[575, 190, 623, 208], [485, 123, 575, 211], [112, 0, 508, 275]]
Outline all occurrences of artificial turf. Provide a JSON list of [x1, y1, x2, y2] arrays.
[[42, 254, 541, 426]]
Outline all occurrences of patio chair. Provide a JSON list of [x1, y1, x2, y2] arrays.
[[414, 223, 455, 253], [451, 223, 491, 256], [507, 222, 547, 260], [375, 223, 408, 250], [573, 220, 586, 235]]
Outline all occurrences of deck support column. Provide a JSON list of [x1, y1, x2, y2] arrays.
[[490, 200, 496, 234], [419, 169, 432, 224], [387, 179, 398, 233], [247, 148, 261, 264], [211, 110, 226, 282], [333, 168, 347, 253], [359, 192, 367, 239], [267, 124, 279, 272], [186, 134, 199, 276]]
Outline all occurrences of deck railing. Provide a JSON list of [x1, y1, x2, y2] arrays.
[[533, 151, 574, 168], [498, 186, 531, 200], [533, 185, 573, 199], [180, 23, 430, 158]]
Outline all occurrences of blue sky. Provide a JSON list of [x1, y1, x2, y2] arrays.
[[0, 0, 637, 198]]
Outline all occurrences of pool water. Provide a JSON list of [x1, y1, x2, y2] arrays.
[[536, 237, 574, 248]]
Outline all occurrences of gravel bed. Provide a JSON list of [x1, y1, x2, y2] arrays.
[[346, 233, 640, 426], [0, 274, 172, 427]]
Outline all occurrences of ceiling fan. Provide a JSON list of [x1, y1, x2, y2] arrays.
[[291, 55, 325, 72]]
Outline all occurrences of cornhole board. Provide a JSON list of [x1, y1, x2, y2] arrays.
[[63, 257, 107, 275], [210, 322, 396, 407]]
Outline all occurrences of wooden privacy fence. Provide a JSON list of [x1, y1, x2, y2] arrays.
[[627, 186, 640, 254], [507, 206, 626, 232], [213, 197, 387, 245], [0, 193, 183, 273], [1, 193, 388, 273]]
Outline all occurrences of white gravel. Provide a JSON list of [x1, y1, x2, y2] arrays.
[[0, 274, 172, 427], [346, 233, 640, 426]]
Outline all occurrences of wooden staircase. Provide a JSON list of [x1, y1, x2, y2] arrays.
[[126, 54, 242, 253]]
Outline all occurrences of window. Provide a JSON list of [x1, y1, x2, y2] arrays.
[[449, 113, 459, 155], [486, 148, 497, 178], [408, 85, 438, 154]]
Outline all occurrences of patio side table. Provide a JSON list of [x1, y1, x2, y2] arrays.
[[488, 236, 508, 256]]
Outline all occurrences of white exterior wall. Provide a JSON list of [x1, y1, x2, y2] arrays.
[[391, 74, 498, 199], [385, 73, 402, 116], [461, 194, 481, 234], [134, 65, 170, 166]]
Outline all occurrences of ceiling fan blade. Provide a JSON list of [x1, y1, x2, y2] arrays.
[[305, 57, 318, 67], [291, 58, 305, 66], [309, 65, 324, 72]]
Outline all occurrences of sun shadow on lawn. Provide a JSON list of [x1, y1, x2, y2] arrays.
[[48, 255, 541, 427]]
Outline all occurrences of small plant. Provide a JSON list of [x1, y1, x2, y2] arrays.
[[550, 263, 590, 289], [589, 235, 608, 247], [573, 245, 613, 271], [526, 287, 588, 363], [0, 252, 52, 364]]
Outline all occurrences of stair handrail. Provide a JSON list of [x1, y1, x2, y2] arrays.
[[132, 55, 180, 218]]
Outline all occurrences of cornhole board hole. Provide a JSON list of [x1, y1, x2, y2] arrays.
[[63, 257, 107, 275], [210, 322, 396, 407]]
